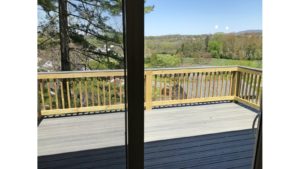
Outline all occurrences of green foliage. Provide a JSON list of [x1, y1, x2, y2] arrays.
[[145, 32, 262, 62], [38, 0, 56, 12], [88, 60, 121, 70], [38, 0, 154, 71], [176, 39, 205, 58], [208, 40, 223, 58], [209, 58, 262, 68], [145, 54, 181, 68], [180, 58, 262, 68]]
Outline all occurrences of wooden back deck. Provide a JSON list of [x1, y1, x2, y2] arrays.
[[38, 102, 258, 169]]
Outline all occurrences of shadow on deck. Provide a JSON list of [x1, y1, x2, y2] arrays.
[[38, 129, 256, 169]]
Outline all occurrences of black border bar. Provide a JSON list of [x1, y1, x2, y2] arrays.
[[123, 0, 144, 168]]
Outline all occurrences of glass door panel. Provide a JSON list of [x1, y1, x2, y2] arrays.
[[144, 0, 262, 168], [38, 0, 126, 168]]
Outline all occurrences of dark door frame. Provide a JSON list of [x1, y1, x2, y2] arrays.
[[123, 0, 144, 169], [253, 98, 262, 169]]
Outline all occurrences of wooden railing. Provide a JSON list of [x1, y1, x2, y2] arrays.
[[38, 66, 262, 116]]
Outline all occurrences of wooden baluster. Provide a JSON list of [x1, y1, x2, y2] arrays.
[[79, 79, 83, 107], [159, 74, 162, 101], [217, 72, 220, 97], [47, 79, 52, 109], [195, 73, 199, 98], [183, 73, 186, 99], [186, 73, 190, 99], [220, 72, 224, 96], [228, 72, 233, 96], [191, 73, 194, 98], [164, 74, 167, 100], [203, 72, 206, 97], [251, 74, 257, 103], [198, 72, 202, 98], [203, 72, 207, 98], [238, 73, 243, 97], [39, 80, 46, 110], [108, 77, 111, 106], [113, 77, 116, 104], [65, 80, 70, 108], [243, 73, 249, 99], [214, 72, 217, 97], [53, 80, 59, 109], [241, 72, 246, 99], [102, 78, 106, 106], [39, 80, 45, 110], [224, 72, 228, 96], [210, 72, 213, 97], [91, 78, 95, 106], [207, 72, 211, 97], [227, 72, 231, 96], [245, 73, 250, 100], [195, 72, 198, 98], [247, 74, 254, 101], [244, 73, 249, 100], [97, 78, 101, 106], [71, 79, 76, 108], [169, 74, 172, 100], [211, 72, 215, 97], [192, 73, 195, 98], [154, 75, 157, 101], [84, 78, 89, 106], [256, 75, 262, 104], [119, 77, 122, 104], [177, 74, 181, 99], [236, 72, 240, 97], [60, 80, 65, 109]]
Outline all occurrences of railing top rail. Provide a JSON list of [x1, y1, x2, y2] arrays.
[[237, 66, 262, 73], [38, 69, 124, 75], [38, 66, 262, 79]]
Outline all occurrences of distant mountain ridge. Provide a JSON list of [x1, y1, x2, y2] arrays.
[[236, 29, 262, 34], [146, 30, 262, 38]]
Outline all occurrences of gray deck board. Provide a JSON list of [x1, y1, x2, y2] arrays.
[[38, 102, 258, 169]]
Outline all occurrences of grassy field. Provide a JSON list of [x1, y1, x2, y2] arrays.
[[207, 58, 262, 68], [182, 58, 262, 68]]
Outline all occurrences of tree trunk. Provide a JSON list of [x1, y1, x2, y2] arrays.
[[58, 0, 70, 71], [205, 35, 209, 52], [59, 0, 71, 108]]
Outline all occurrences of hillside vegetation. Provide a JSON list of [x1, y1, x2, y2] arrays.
[[38, 31, 262, 71], [145, 31, 262, 68]]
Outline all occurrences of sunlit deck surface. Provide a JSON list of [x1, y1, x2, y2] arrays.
[[38, 102, 258, 169]]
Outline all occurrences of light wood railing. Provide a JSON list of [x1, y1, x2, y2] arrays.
[[38, 66, 262, 116]]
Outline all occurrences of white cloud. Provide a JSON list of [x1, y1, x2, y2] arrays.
[[214, 25, 219, 29], [225, 26, 230, 30]]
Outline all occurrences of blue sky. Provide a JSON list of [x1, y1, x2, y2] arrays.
[[145, 0, 262, 36]]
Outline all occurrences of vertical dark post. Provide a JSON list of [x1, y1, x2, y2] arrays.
[[123, 0, 144, 168], [253, 98, 262, 169]]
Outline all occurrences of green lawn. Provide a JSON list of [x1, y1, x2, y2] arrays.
[[182, 58, 262, 68], [207, 58, 262, 68]]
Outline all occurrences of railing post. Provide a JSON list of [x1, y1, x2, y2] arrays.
[[231, 71, 240, 98], [145, 71, 153, 110]]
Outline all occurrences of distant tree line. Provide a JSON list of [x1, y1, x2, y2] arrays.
[[145, 32, 262, 63]]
